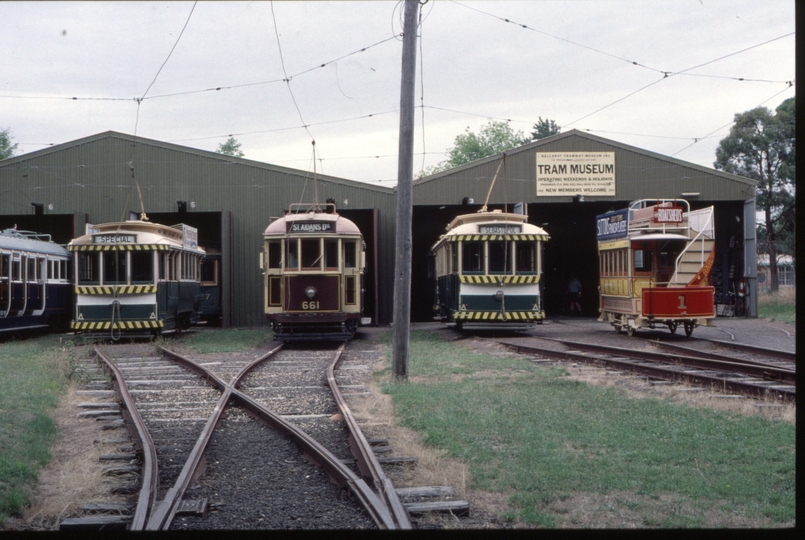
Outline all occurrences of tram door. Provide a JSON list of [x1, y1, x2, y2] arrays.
[[8, 253, 25, 316]]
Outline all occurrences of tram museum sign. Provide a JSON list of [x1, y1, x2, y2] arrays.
[[536, 152, 615, 197]]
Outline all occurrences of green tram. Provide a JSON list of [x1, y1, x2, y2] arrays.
[[429, 210, 550, 330], [68, 219, 205, 338]]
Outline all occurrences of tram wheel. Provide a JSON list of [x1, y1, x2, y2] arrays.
[[668, 321, 678, 334], [684, 322, 694, 337]]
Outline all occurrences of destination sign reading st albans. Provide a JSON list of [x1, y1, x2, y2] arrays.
[[288, 222, 334, 233]]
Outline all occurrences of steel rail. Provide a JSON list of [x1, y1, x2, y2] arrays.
[[326, 344, 413, 529], [145, 343, 284, 530], [93, 345, 159, 531], [551, 339, 796, 385], [705, 340, 796, 363], [645, 340, 797, 375], [498, 340, 795, 401], [157, 344, 398, 530]]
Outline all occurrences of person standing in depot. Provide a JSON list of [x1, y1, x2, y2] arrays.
[[567, 274, 582, 315]]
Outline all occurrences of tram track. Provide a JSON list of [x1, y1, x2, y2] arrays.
[[497, 337, 795, 402], [66, 341, 411, 531]]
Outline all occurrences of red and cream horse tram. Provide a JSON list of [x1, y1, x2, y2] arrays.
[[597, 199, 716, 337]]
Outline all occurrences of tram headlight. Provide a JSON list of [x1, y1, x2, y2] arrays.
[[494, 290, 504, 302], [305, 286, 317, 299]]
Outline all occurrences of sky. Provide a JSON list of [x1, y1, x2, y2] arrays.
[[1, 1, 796, 186]]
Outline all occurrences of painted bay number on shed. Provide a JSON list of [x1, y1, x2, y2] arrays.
[[302, 301, 320, 310]]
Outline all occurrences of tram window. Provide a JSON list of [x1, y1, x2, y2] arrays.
[[27, 257, 37, 280], [181, 253, 196, 280], [324, 239, 338, 269], [267, 241, 282, 268], [462, 242, 483, 274], [201, 259, 218, 285], [131, 250, 154, 284], [488, 241, 512, 274], [301, 238, 321, 269], [63, 259, 71, 281], [451, 244, 458, 274], [344, 241, 357, 269], [285, 239, 298, 269], [345, 275, 356, 305], [634, 250, 653, 272], [12, 259, 21, 281], [515, 242, 536, 273], [103, 251, 127, 284], [78, 252, 99, 284], [0, 254, 7, 278]]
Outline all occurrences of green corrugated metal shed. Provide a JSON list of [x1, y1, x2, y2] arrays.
[[413, 129, 755, 205], [0, 131, 397, 327]]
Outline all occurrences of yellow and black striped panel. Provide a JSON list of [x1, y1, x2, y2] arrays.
[[459, 275, 541, 284], [454, 311, 544, 321], [449, 234, 549, 242], [67, 244, 170, 252], [75, 285, 158, 295], [71, 320, 164, 330]]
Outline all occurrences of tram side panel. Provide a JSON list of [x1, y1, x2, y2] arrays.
[[1, 230, 72, 333]]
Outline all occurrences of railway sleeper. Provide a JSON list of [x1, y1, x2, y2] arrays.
[[59, 516, 131, 531]]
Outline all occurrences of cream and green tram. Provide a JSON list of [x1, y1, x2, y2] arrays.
[[430, 210, 549, 331], [68, 220, 205, 338]]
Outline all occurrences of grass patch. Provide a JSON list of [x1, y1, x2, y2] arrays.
[[174, 327, 274, 354], [0, 335, 77, 527], [757, 287, 795, 324], [381, 331, 795, 528]]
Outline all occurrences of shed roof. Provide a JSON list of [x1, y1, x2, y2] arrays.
[[413, 129, 755, 205]]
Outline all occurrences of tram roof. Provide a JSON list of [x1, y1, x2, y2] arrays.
[[68, 220, 205, 253], [0, 229, 70, 257], [263, 211, 362, 236]]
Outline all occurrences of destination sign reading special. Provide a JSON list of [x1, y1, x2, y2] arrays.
[[288, 222, 334, 233], [94, 234, 136, 244], [536, 152, 615, 197], [478, 225, 522, 234]]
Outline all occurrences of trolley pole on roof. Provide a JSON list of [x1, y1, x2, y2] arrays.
[[392, 0, 419, 380]]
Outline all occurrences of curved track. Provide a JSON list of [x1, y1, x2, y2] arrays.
[[92, 341, 411, 530]]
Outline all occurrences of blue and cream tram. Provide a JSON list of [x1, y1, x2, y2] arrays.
[[68, 219, 206, 338], [430, 210, 550, 330], [597, 199, 716, 337], [262, 202, 367, 341], [0, 228, 71, 333]]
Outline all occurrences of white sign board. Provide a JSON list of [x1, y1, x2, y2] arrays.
[[182, 224, 199, 251], [536, 152, 615, 197]]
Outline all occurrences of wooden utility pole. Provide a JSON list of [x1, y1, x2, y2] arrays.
[[392, 0, 418, 380]]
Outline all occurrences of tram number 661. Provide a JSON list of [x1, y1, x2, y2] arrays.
[[302, 301, 320, 310]]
